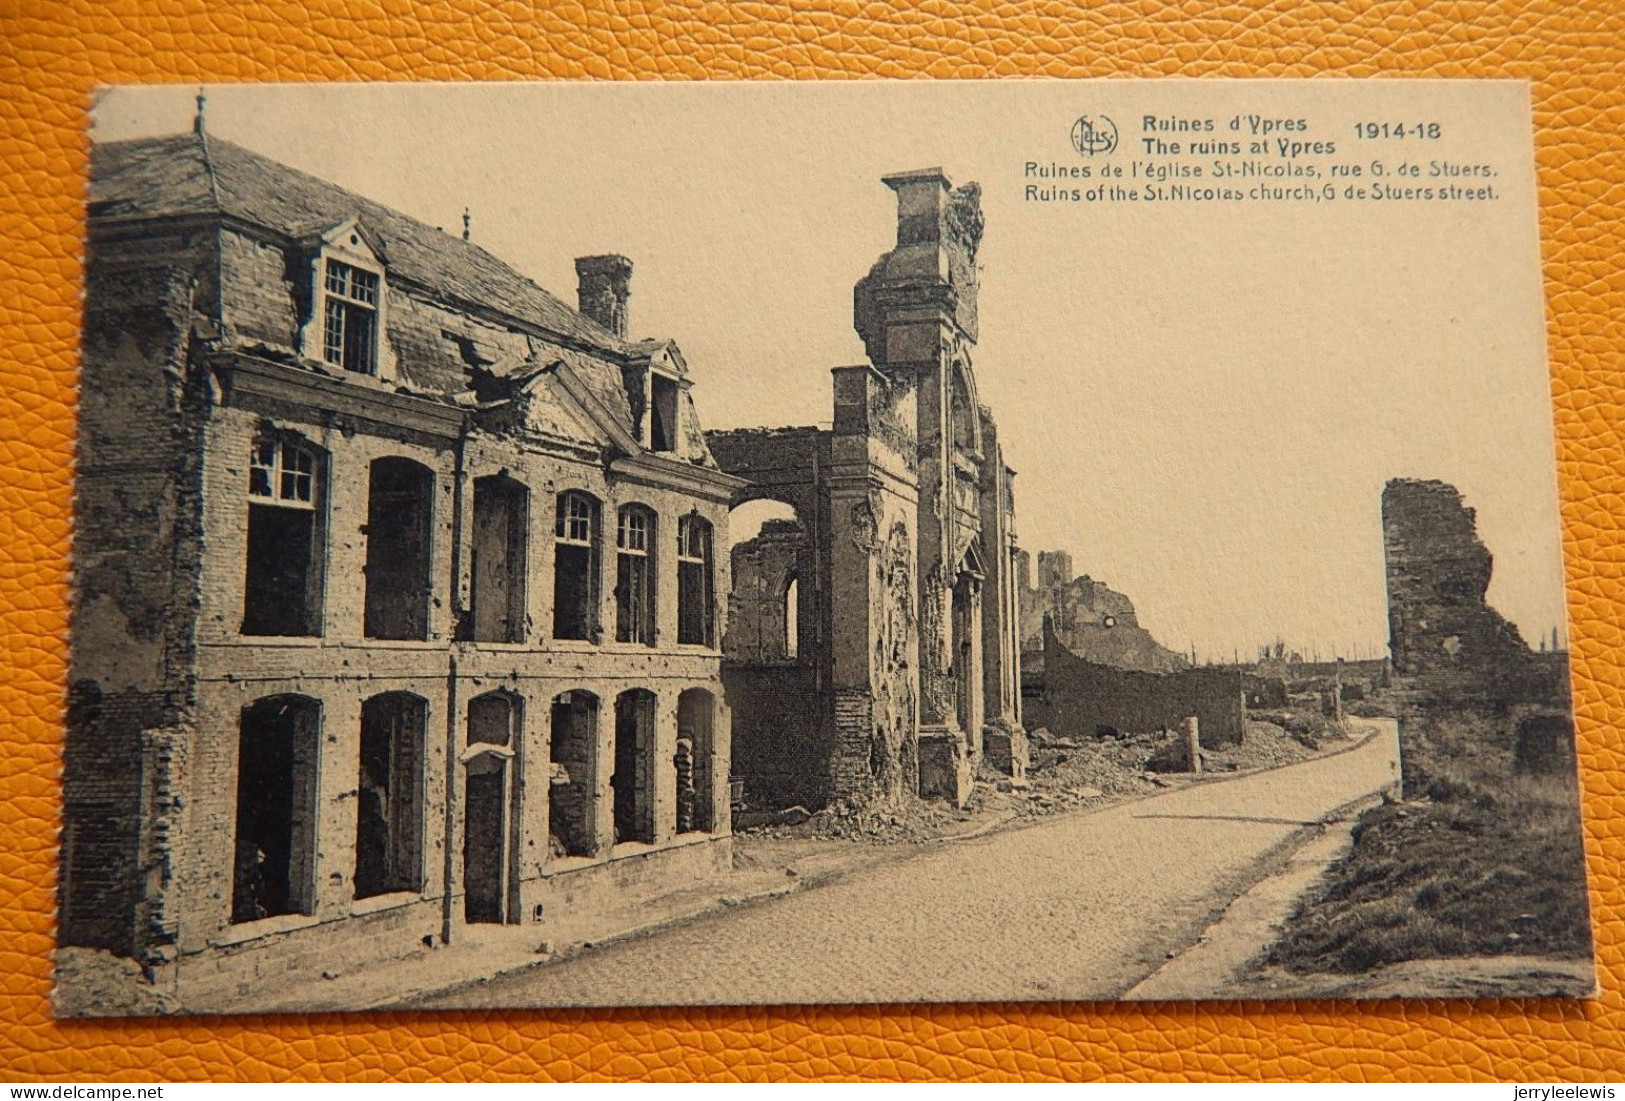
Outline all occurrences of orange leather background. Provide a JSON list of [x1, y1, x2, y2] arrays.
[[2, 0, 1622, 1082]]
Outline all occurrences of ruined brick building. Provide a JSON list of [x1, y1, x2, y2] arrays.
[[1382, 478, 1574, 794], [708, 170, 1024, 810], [65, 124, 743, 998]]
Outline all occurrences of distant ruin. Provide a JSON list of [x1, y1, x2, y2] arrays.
[[1382, 479, 1574, 794], [1016, 550, 1187, 673]]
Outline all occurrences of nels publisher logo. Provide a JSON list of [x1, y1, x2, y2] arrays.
[[1070, 114, 1118, 156]]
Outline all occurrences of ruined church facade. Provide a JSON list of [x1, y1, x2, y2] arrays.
[[710, 170, 1024, 811]]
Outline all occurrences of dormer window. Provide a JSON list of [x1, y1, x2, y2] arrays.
[[322, 259, 379, 375], [650, 373, 679, 452]]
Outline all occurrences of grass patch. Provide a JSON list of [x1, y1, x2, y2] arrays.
[[1268, 746, 1591, 975]]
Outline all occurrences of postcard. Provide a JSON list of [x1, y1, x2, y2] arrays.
[[58, 79, 1591, 1015]]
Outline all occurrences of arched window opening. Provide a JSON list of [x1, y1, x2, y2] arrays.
[[677, 514, 714, 647], [553, 491, 601, 641], [612, 689, 657, 845], [355, 692, 427, 900], [233, 695, 321, 923], [676, 689, 717, 835], [364, 457, 434, 640], [549, 690, 598, 857], [243, 435, 327, 637], [470, 475, 528, 643], [615, 505, 657, 645]]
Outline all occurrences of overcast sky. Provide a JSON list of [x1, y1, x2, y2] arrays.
[[91, 81, 1568, 662]]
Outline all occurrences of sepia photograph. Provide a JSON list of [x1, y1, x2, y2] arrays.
[[58, 80, 1593, 1016]]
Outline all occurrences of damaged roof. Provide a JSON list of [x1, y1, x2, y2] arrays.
[[89, 133, 630, 358]]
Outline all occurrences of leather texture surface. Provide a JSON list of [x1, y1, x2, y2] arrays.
[[2, 0, 1623, 1082]]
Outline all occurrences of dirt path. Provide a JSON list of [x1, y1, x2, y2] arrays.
[[413, 723, 1400, 1009]]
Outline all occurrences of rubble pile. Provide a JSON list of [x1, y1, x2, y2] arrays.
[[738, 716, 1364, 845], [1209, 716, 1350, 770], [745, 796, 969, 844]]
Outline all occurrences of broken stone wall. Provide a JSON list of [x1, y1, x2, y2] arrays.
[[64, 235, 214, 956], [1028, 623, 1245, 747], [1384, 479, 1531, 682]]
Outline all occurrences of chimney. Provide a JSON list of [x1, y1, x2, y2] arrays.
[[575, 254, 633, 339]]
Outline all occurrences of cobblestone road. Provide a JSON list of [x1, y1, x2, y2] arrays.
[[418, 721, 1399, 1009]]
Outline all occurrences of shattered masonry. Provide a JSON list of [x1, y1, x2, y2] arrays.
[[1381, 478, 1574, 795], [65, 130, 745, 1002], [709, 170, 1026, 812]]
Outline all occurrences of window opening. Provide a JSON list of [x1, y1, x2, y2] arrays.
[[650, 374, 679, 452], [549, 690, 598, 857], [784, 575, 799, 660], [232, 695, 320, 924], [354, 693, 426, 900], [552, 491, 600, 641], [243, 438, 325, 637], [676, 689, 716, 834], [612, 689, 657, 845], [364, 458, 433, 640], [616, 506, 656, 645], [950, 367, 976, 454], [322, 259, 379, 375], [467, 692, 516, 748], [470, 476, 529, 643], [464, 692, 519, 924], [463, 752, 509, 924], [677, 514, 714, 647]]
